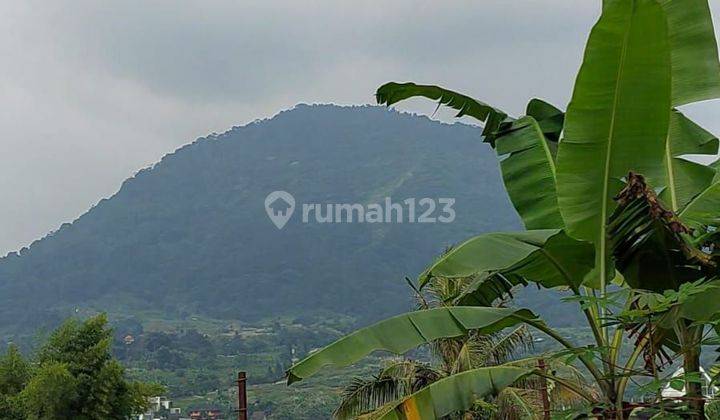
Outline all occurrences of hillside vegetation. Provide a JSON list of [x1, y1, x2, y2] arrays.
[[0, 104, 551, 336]]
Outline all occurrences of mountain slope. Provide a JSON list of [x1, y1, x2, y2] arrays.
[[0, 104, 524, 333]]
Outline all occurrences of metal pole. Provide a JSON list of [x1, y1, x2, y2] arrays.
[[538, 359, 551, 420], [237, 371, 248, 420]]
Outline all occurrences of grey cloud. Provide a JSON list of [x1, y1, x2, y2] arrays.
[[0, 1, 718, 254]]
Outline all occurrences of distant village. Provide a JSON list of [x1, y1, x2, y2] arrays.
[[137, 393, 268, 420]]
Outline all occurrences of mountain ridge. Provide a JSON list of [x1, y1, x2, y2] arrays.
[[0, 104, 533, 335]]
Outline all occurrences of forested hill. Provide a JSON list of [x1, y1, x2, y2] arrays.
[[0, 104, 527, 333]]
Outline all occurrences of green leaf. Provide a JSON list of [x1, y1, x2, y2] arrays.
[[372, 366, 532, 420], [504, 231, 595, 290], [449, 273, 522, 308], [421, 230, 594, 293], [374, 84, 565, 231], [495, 117, 564, 230], [605, 0, 720, 104], [658, 0, 720, 106], [420, 230, 557, 287], [556, 0, 672, 287], [525, 99, 564, 145], [375, 82, 508, 141], [679, 181, 720, 231], [660, 109, 718, 212], [677, 281, 720, 323], [286, 307, 537, 384]]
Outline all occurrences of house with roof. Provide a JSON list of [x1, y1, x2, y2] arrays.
[[267, 197, 292, 218]]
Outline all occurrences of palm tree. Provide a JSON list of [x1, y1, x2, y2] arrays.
[[333, 276, 594, 419]]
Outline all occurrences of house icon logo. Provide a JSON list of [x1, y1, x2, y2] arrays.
[[264, 191, 295, 229]]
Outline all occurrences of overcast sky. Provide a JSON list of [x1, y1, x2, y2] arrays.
[[2, 1, 720, 255]]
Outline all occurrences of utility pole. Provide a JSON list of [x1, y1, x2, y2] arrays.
[[538, 358, 550, 420], [237, 371, 248, 420]]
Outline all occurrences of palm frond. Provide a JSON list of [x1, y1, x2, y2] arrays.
[[431, 336, 470, 374], [479, 325, 534, 366], [423, 274, 477, 308], [449, 339, 475, 375], [333, 376, 408, 420], [333, 361, 440, 419], [495, 387, 543, 420]]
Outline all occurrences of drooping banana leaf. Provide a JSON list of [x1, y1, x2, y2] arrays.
[[375, 83, 565, 231], [420, 230, 556, 287], [713, 160, 720, 184], [369, 366, 533, 420], [659, 109, 719, 212], [420, 230, 594, 294], [453, 273, 523, 308], [556, 0, 672, 288], [286, 307, 537, 384], [608, 173, 712, 292], [658, 0, 720, 106], [375, 82, 509, 142], [525, 98, 564, 145], [503, 231, 595, 289], [495, 117, 563, 230]]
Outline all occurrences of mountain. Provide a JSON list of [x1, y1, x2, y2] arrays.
[[0, 104, 567, 335]]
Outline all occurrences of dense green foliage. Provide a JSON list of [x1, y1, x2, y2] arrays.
[[0, 314, 161, 419], [0, 104, 531, 335]]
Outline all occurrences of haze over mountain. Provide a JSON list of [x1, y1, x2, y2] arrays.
[[0, 104, 570, 335]]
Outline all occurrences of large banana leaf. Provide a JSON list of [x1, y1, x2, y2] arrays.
[[420, 230, 556, 287], [677, 281, 720, 323], [495, 117, 563, 230], [375, 82, 508, 142], [286, 307, 537, 384], [678, 181, 720, 231], [504, 231, 595, 289], [658, 0, 720, 106], [601, 0, 720, 104], [369, 366, 532, 420], [556, 0, 672, 288], [420, 230, 594, 293], [659, 110, 719, 212]]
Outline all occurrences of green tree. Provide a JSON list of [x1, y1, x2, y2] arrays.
[[0, 345, 31, 419], [286, 0, 720, 418], [21, 361, 77, 420], [8, 314, 162, 419]]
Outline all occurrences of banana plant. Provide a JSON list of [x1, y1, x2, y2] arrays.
[[608, 172, 720, 410], [287, 0, 720, 418]]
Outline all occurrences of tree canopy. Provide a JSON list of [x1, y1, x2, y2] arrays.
[[0, 314, 162, 419]]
